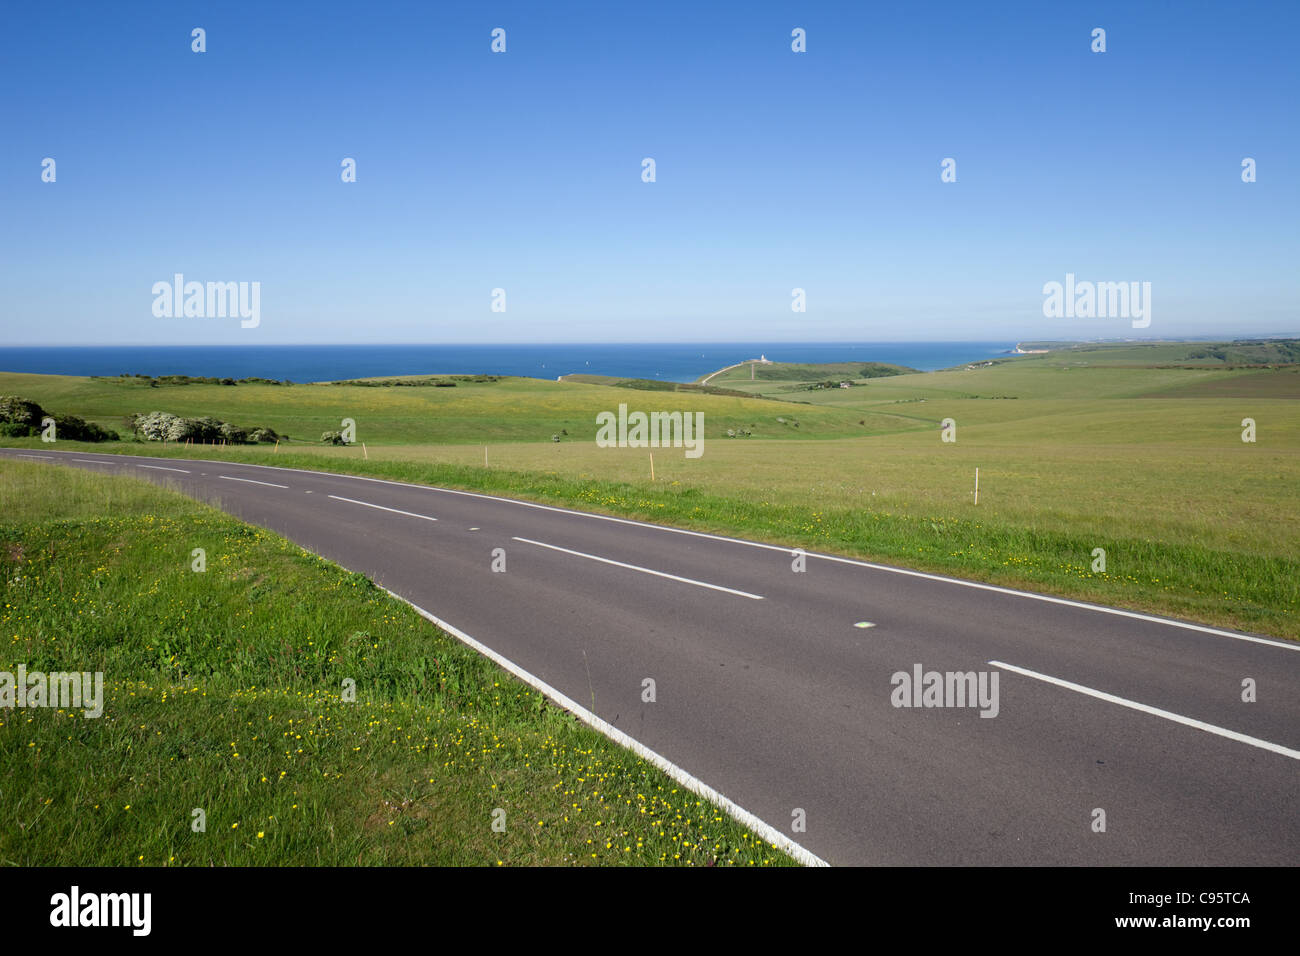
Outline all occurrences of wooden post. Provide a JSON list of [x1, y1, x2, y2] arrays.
[[974, 467, 979, 506], [362, 442, 368, 460], [650, 452, 655, 482], [274, 440, 279, 453], [484, 446, 488, 467]]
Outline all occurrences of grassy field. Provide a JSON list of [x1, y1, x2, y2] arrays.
[[0, 371, 889, 445], [2, 341, 1298, 640], [1012, 339, 1300, 367], [0, 460, 794, 866]]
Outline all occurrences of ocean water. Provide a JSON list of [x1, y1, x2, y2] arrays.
[[0, 343, 1013, 384]]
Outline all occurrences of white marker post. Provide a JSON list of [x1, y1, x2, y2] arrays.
[[362, 442, 369, 460], [974, 467, 979, 506], [650, 452, 655, 482]]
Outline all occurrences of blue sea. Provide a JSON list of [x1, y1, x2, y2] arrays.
[[0, 343, 1013, 384]]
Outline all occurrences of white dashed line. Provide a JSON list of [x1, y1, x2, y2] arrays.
[[138, 464, 191, 473], [327, 495, 437, 522], [219, 475, 289, 489], [991, 660, 1300, 761], [511, 536, 764, 600]]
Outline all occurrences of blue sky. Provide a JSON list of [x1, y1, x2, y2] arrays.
[[2, 0, 1296, 345]]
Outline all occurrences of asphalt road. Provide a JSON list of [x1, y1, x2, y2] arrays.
[[6, 448, 1298, 866]]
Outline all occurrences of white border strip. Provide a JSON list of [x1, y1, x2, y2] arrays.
[[512, 536, 763, 600], [991, 660, 1300, 761], [385, 587, 827, 867], [16, 450, 1297, 651]]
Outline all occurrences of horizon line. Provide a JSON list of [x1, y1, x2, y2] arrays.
[[4, 335, 1296, 349]]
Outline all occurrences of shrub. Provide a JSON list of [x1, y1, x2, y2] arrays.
[[219, 422, 248, 444], [135, 411, 227, 443], [52, 414, 119, 442], [133, 411, 184, 441], [0, 396, 45, 427]]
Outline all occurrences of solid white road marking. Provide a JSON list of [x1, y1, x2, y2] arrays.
[[990, 659, 1300, 761], [17, 454, 54, 459], [327, 495, 437, 522], [384, 588, 826, 867], [138, 464, 191, 473], [219, 475, 289, 488], [73, 459, 112, 464], [511, 536, 764, 600]]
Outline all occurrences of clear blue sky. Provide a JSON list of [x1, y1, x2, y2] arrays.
[[2, 0, 1296, 345]]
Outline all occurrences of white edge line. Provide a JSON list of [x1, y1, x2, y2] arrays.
[[217, 474, 289, 489], [512, 535, 763, 600], [15, 454, 54, 459], [11, 450, 1295, 652], [327, 494, 437, 522], [72, 458, 113, 464], [384, 587, 828, 867], [990, 659, 1300, 761]]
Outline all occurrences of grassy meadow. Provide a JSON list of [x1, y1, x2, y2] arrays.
[[0, 460, 794, 866], [2, 341, 1298, 640]]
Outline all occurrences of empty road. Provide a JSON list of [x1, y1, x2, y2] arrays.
[[6, 448, 1297, 866]]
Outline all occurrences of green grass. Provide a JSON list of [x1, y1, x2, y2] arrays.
[[704, 361, 914, 384], [1014, 339, 1300, 366], [0, 460, 795, 866], [0, 371, 887, 444]]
